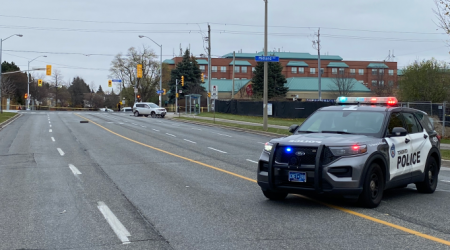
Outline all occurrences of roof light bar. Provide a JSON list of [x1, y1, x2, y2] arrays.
[[336, 96, 398, 106]]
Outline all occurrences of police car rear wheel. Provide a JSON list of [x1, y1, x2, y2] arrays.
[[359, 163, 384, 208], [262, 190, 288, 200], [416, 157, 438, 193]]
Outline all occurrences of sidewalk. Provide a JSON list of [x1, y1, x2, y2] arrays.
[[165, 113, 290, 129]]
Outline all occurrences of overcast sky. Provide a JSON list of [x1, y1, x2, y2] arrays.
[[1, 0, 448, 92]]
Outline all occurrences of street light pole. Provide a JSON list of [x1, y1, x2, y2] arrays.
[[138, 35, 162, 107], [0, 34, 23, 113], [27, 55, 47, 110], [263, 0, 268, 131]]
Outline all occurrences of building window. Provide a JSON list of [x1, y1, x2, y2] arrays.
[[379, 80, 384, 86], [234, 78, 240, 80], [241, 78, 247, 80], [234, 66, 240, 73], [221, 78, 226, 79], [388, 80, 394, 86], [291, 67, 297, 74], [221, 66, 227, 72], [332, 68, 337, 74], [388, 69, 394, 76], [350, 69, 355, 75], [379, 69, 384, 75], [359, 69, 364, 75], [371, 80, 377, 86], [320, 68, 324, 75], [310, 68, 316, 74], [212, 78, 218, 79], [372, 69, 377, 75], [339, 68, 345, 75], [212, 66, 217, 72], [241, 66, 247, 73], [200, 65, 205, 72], [299, 67, 304, 74]]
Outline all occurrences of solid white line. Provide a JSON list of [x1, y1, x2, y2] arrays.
[[166, 133, 176, 137], [152, 129, 160, 132], [97, 201, 131, 244], [68, 164, 82, 175], [49, 129, 52, 132], [208, 147, 227, 154], [51, 137, 55, 142], [441, 180, 450, 183], [217, 133, 232, 137], [246, 159, 258, 164], [57, 148, 65, 156], [184, 139, 196, 144]]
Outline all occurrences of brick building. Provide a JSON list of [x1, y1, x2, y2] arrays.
[[164, 52, 398, 100]]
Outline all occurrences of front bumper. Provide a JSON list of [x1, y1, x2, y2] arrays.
[[257, 144, 364, 197]]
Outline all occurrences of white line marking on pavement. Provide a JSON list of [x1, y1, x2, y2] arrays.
[[442, 159, 450, 162], [257, 142, 266, 144], [441, 168, 450, 171], [246, 159, 258, 164], [166, 133, 176, 137], [51, 137, 55, 142], [97, 201, 131, 244], [68, 164, 82, 175], [217, 133, 232, 137], [141, 126, 146, 128], [57, 148, 65, 156], [191, 128, 201, 130], [184, 139, 196, 144], [49, 129, 52, 132], [441, 180, 450, 183], [208, 147, 227, 154], [49, 125, 52, 127], [119, 123, 124, 125], [107, 122, 113, 123], [152, 129, 160, 132], [132, 123, 137, 125]]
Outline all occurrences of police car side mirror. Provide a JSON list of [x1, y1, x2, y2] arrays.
[[289, 124, 299, 133], [391, 127, 407, 137]]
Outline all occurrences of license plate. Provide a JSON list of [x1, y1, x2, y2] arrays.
[[289, 171, 307, 182]]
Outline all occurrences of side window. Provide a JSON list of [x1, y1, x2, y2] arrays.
[[415, 112, 434, 132], [402, 113, 421, 134], [145, 104, 150, 108], [137, 104, 144, 108], [387, 113, 404, 135]]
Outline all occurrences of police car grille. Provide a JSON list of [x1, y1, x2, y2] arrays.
[[275, 146, 317, 165], [322, 147, 340, 165]]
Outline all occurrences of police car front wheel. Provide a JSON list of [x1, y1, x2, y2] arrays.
[[262, 190, 288, 200], [359, 163, 385, 208], [416, 157, 438, 193]]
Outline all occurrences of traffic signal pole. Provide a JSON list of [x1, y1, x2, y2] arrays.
[[175, 79, 178, 114], [263, 0, 268, 131]]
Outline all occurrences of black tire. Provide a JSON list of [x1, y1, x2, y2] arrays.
[[161, 115, 165, 118], [358, 163, 384, 208], [416, 157, 438, 193], [144, 115, 149, 117], [262, 190, 288, 200], [134, 111, 139, 117], [151, 112, 156, 118]]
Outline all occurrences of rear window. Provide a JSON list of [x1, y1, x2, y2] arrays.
[[414, 112, 434, 132]]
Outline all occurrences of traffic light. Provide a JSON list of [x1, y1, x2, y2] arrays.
[[208, 92, 211, 98], [137, 64, 143, 78], [137, 94, 141, 101], [46, 65, 52, 76], [38, 79, 42, 87], [176, 93, 179, 98], [201, 73, 204, 83], [108, 80, 112, 87], [24, 93, 28, 99], [181, 76, 184, 86], [163, 88, 166, 95]]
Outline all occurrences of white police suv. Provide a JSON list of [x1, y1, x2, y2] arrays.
[[257, 97, 441, 208]]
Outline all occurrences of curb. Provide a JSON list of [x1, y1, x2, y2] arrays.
[[167, 117, 286, 138], [0, 113, 21, 131]]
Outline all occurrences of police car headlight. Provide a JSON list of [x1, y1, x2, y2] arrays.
[[264, 142, 273, 152], [329, 145, 367, 156]]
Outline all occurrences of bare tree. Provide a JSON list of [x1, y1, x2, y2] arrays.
[[435, 0, 450, 34], [1, 75, 17, 98], [329, 72, 356, 98], [50, 69, 64, 107], [371, 69, 397, 96]]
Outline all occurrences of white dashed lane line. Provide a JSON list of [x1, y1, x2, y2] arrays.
[[152, 129, 160, 132], [441, 180, 450, 183], [57, 148, 65, 156], [51, 137, 55, 142], [166, 133, 176, 137], [217, 133, 232, 137], [68, 164, 82, 175], [97, 201, 131, 244], [49, 129, 52, 133], [208, 147, 227, 154], [246, 159, 258, 164], [191, 128, 201, 131], [183, 139, 196, 144]]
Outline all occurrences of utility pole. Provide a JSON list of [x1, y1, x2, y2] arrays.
[[313, 28, 321, 101], [175, 79, 178, 114], [263, 0, 268, 131], [207, 24, 212, 112], [232, 51, 235, 98]]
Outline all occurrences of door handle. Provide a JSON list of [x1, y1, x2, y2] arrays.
[[405, 138, 410, 143], [424, 134, 428, 139]]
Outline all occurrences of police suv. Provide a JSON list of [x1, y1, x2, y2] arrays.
[[257, 97, 441, 208]]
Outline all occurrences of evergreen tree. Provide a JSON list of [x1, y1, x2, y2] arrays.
[[97, 85, 104, 94], [68, 77, 90, 107], [168, 49, 205, 103], [251, 61, 288, 100], [1, 61, 20, 72]]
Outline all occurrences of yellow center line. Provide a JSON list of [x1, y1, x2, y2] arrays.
[[76, 113, 450, 247]]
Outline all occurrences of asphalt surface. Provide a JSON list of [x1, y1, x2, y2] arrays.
[[1, 110, 450, 249]]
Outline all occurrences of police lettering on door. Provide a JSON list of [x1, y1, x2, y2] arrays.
[[396, 148, 421, 169]]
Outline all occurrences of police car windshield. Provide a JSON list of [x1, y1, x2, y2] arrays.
[[298, 110, 385, 136]]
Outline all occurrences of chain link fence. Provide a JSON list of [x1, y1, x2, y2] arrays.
[[399, 102, 448, 137]]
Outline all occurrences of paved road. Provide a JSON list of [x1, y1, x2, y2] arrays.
[[1, 111, 450, 249]]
